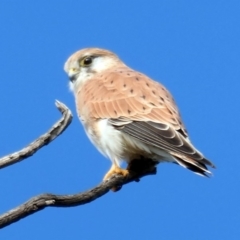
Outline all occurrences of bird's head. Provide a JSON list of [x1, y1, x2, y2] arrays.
[[64, 48, 124, 92]]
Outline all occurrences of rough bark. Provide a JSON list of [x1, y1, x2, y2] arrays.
[[0, 101, 156, 229], [0, 100, 72, 169]]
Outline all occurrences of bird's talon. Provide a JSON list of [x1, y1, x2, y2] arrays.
[[103, 166, 129, 181]]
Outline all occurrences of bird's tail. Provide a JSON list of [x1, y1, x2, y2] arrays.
[[173, 155, 215, 177]]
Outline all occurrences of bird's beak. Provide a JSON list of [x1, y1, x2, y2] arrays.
[[68, 68, 79, 82]]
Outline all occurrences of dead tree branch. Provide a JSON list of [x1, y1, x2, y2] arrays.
[[0, 168, 156, 229], [0, 100, 72, 169], [0, 101, 156, 229]]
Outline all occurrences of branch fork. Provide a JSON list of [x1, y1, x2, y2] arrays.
[[0, 101, 156, 229]]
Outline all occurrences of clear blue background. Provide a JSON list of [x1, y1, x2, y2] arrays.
[[0, 1, 239, 239]]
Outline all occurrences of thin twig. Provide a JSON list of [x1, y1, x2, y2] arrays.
[[0, 100, 72, 169], [0, 167, 156, 229]]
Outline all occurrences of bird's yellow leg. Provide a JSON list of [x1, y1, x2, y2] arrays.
[[103, 163, 129, 181]]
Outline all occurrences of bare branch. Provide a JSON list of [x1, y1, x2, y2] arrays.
[[0, 100, 72, 169], [0, 101, 157, 229], [0, 166, 156, 229]]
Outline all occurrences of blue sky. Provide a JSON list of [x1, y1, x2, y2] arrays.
[[0, 1, 239, 239]]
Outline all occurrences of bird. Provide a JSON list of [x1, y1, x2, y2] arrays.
[[64, 47, 215, 182]]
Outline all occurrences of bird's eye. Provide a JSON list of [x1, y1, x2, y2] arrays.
[[80, 57, 93, 67]]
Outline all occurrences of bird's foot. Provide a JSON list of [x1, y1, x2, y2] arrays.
[[103, 165, 129, 192], [103, 166, 129, 181]]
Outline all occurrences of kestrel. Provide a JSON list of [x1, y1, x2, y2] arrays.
[[64, 48, 215, 182]]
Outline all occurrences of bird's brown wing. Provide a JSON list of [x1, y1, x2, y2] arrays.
[[78, 67, 186, 133], [77, 67, 215, 173]]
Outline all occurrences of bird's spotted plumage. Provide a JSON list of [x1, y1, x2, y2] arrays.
[[64, 47, 215, 181]]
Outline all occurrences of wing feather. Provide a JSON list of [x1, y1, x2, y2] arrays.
[[77, 67, 185, 133], [76, 67, 215, 173]]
